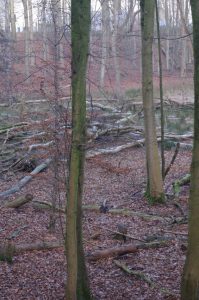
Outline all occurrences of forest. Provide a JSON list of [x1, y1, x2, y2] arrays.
[[0, 0, 198, 299]]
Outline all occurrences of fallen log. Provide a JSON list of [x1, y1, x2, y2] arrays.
[[86, 101, 120, 113], [164, 133, 193, 140], [115, 114, 136, 126], [83, 205, 170, 222], [0, 159, 52, 198], [31, 200, 170, 222], [32, 200, 65, 212], [28, 141, 54, 152], [86, 240, 168, 261], [0, 240, 168, 262], [86, 140, 145, 158], [86, 245, 138, 261], [3, 194, 33, 208], [15, 240, 63, 253], [87, 126, 141, 140], [86, 136, 188, 158], [32, 201, 187, 224], [0, 240, 63, 262], [172, 174, 191, 197]]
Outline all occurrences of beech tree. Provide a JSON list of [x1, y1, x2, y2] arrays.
[[181, 0, 199, 298], [111, 0, 121, 96], [100, 0, 110, 89], [65, 0, 92, 299], [140, 0, 164, 203], [22, 0, 30, 79]]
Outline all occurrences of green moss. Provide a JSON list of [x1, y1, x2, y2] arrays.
[[0, 243, 15, 264], [125, 88, 141, 99], [144, 191, 165, 205], [164, 140, 176, 150]]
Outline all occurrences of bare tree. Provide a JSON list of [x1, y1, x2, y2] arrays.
[[22, 0, 30, 79], [181, 0, 199, 298], [65, 0, 92, 298], [111, 0, 121, 96], [100, 0, 110, 89], [140, 0, 164, 203]]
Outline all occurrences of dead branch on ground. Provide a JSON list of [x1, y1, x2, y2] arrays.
[[114, 260, 153, 285], [164, 142, 180, 178], [0, 159, 52, 198], [0, 240, 168, 262], [3, 194, 33, 208]]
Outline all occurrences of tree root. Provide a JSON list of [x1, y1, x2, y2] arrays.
[[114, 259, 176, 296], [114, 260, 153, 285]]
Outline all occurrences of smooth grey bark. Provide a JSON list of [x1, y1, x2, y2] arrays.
[[100, 0, 110, 89], [10, 0, 16, 40], [111, 0, 121, 97], [28, 0, 34, 66], [41, 0, 48, 65], [164, 0, 170, 71], [22, 0, 30, 79]]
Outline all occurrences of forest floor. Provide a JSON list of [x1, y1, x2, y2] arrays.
[[0, 134, 191, 300]]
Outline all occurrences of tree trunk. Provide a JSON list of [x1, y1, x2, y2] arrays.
[[179, 0, 186, 78], [28, 0, 34, 66], [140, 0, 164, 203], [155, 0, 165, 179], [22, 0, 30, 79], [41, 0, 48, 66], [111, 0, 121, 97], [181, 0, 199, 298], [10, 0, 16, 40], [100, 0, 110, 89], [4, 0, 13, 105], [65, 0, 92, 299], [164, 0, 170, 71]]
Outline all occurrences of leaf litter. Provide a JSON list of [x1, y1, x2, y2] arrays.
[[0, 142, 192, 300]]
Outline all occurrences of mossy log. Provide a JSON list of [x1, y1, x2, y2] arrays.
[[114, 260, 153, 285], [3, 194, 33, 208], [32, 200, 169, 222], [172, 174, 191, 197], [0, 240, 63, 261], [0, 240, 168, 262]]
